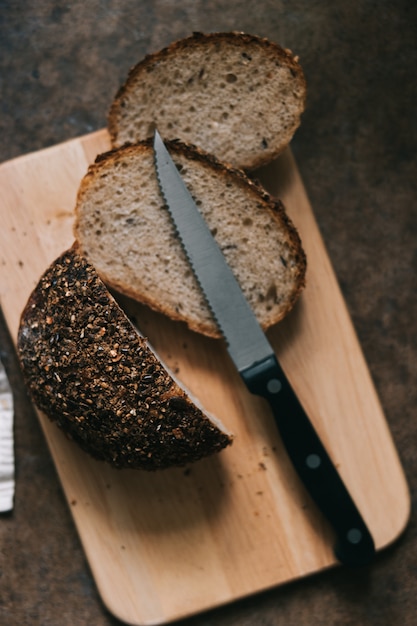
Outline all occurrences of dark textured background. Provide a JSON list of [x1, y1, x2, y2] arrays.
[[0, 1, 416, 624]]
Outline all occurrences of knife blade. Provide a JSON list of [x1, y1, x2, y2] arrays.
[[0, 352, 15, 513], [153, 129, 375, 566]]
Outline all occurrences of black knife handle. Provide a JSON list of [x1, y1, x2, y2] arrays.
[[240, 355, 375, 566]]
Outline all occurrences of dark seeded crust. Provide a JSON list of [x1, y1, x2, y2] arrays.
[[108, 31, 306, 170], [75, 138, 307, 338], [16, 246, 232, 470]]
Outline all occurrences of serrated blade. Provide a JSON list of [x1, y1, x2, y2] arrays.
[[153, 130, 274, 372], [0, 355, 14, 512]]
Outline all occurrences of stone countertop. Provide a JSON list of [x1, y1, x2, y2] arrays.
[[0, 2, 416, 625]]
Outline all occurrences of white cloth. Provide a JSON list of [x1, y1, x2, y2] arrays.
[[0, 361, 14, 512]]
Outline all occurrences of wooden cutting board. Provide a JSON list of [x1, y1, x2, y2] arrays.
[[0, 130, 410, 626]]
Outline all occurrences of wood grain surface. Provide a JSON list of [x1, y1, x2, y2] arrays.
[[0, 130, 410, 626]]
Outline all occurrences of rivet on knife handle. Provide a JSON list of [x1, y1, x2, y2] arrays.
[[153, 129, 375, 566]]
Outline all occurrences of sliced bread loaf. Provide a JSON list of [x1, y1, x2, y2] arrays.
[[73, 139, 306, 339], [108, 31, 306, 170], [17, 246, 232, 470]]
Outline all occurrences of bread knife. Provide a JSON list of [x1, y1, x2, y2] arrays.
[[0, 351, 14, 512], [153, 129, 375, 566]]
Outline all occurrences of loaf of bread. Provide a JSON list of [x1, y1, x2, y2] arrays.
[[73, 139, 306, 339], [108, 31, 306, 170], [17, 246, 232, 470]]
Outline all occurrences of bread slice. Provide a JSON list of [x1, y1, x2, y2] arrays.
[[17, 246, 232, 470], [73, 139, 306, 339], [108, 31, 306, 170]]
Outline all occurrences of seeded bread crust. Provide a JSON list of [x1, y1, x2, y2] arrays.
[[74, 139, 307, 338], [108, 31, 306, 170], [17, 246, 232, 470]]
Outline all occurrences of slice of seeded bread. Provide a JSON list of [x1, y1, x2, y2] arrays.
[[73, 139, 306, 339], [17, 246, 232, 470], [108, 31, 306, 170]]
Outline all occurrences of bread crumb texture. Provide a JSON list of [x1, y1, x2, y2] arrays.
[[108, 32, 306, 170], [17, 247, 232, 470], [74, 140, 306, 338]]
